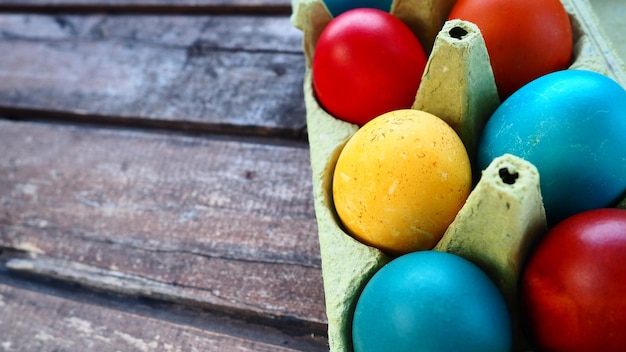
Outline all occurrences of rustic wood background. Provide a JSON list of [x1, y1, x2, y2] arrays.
[[0, 0, 328, 351]]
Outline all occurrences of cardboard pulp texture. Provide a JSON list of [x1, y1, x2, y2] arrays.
[[290, 0, 626, 350]]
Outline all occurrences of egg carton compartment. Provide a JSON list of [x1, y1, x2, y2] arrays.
[[290, 0, 626, 350]]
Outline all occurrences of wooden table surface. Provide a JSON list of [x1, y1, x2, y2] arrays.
[[0, 1, 328, 351]]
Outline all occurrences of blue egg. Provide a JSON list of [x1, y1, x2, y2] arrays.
[[477, 69, 626, 225], [323, 0, 392, 17], [352, 251, 511, 352]]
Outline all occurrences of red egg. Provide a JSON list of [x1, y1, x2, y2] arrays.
[[448, 0, 572, 98], [521, 208, 626, 351], [312, 8, 427, 126]]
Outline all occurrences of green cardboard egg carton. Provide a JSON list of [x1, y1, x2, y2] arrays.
[[290, 0, 626, 350]]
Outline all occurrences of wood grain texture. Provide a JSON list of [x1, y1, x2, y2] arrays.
[[0, 14, 306, 138], [0, 275, 327, 351], [0, 0, 326, 347], [0, 119, 325, 326], [0, 0, 293, 14]]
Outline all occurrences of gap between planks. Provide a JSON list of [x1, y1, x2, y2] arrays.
[[0, 252, 328, 351], [3, 252, 328, 337]]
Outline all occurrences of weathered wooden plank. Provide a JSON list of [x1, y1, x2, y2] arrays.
[[0, 14, 306, 138], [0, 0, 293, 14], [0, 0, 289, 3], [0, 119, 325, 326], [6, 255, 324, 327], [0, 272, 327, 351]]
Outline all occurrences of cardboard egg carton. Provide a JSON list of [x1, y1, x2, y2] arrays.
[[290, 0, 626, 350]]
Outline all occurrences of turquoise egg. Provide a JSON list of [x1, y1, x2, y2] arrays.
[[323, 0, 392, 17], [477, 69, 626, 225], [352, 251, 511, 352]]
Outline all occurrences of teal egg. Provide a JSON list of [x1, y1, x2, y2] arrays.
[[352, 251, 511, 352], [323, 0, 392, 17], [478, 69, 626, 225]]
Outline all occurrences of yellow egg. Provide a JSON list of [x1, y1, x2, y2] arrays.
[[332, 109, 472, 255]]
